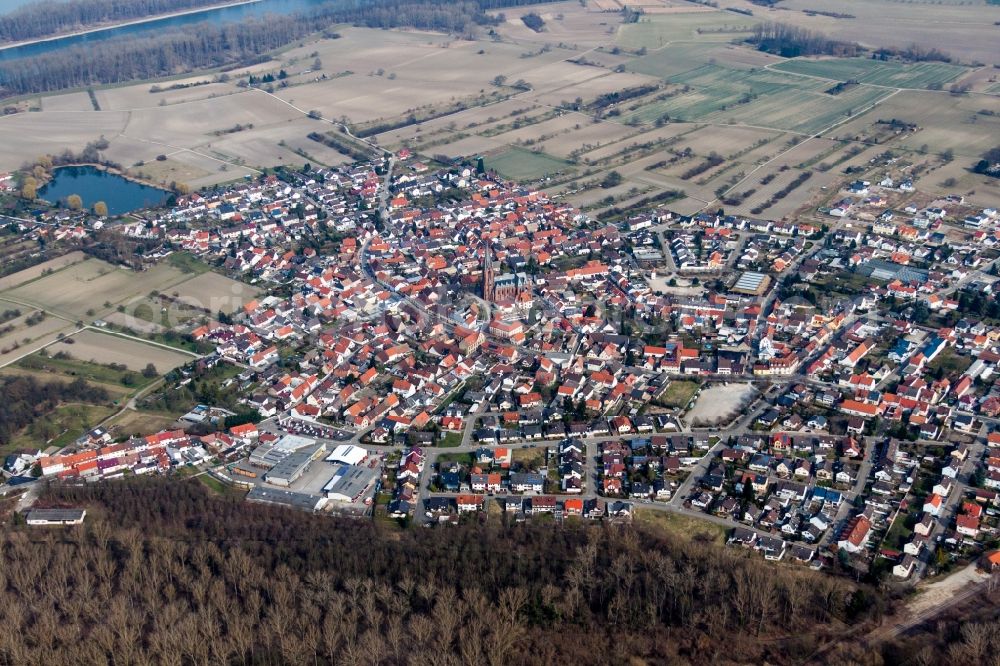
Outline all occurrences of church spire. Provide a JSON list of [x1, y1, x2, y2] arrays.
[[482, 243, 495, 302]]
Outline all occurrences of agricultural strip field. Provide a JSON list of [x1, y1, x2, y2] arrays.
[[616, 12, 761, 49], [0, 255, 257, 329], [0, 250, 87, 291], [621, 62, 893, 135], [769, 58, 968, 89]]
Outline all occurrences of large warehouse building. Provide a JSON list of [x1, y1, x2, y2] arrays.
[[323, 464, 380, 503]]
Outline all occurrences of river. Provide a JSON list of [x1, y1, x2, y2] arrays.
[[0, 0, 330, 62]]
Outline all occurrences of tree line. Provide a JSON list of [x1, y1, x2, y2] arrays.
[[0, 477, 887, 665], [0, 375, 110, 446], [0, 0, 234, 44]]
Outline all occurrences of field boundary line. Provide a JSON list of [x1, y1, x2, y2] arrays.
[[81, 327, 203, 357], [702, 87, 900, 211]]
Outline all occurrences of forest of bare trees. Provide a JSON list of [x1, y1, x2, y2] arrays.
[[0, 0, 232, 44], [0, 0, 552, 98], [0, 14, 325, 96], [748, 22, 861, 58], [0, 375, 110, 446], [0, 478, 885, 665]]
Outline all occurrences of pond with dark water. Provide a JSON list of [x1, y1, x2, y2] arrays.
[[38, 165, 168, 215]]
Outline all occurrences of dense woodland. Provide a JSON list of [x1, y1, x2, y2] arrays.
[[0, 0, 550, 97], [0, 0, 231, 44], [0, 375, 109, 447], [748, 22, 861, 58], [0, 14, 327, 96], [0, 478, 885, 665]]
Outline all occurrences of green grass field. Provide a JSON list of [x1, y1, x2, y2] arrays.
[[660, 380, 700, 408], [770, 58, 966, 89], [167, 251, 212, 275], [621, 63, 892, 133], [634, 508, 727, 544], [487, 147, 571, 181], [616, 13, 761, 49], [15, 351, 159, 392]]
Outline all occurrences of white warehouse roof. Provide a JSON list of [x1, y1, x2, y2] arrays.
[[325, 444, 367, 466]]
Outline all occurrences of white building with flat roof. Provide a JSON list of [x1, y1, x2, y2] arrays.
[[326, 444, 368, 466]]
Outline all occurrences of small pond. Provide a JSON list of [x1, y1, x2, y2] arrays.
[[38, 165, 168, 215]]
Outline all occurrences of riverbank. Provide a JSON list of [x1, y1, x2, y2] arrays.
[[0, 0, 263, 54]]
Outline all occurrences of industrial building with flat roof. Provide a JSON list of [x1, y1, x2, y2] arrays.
[[323, 464, 380, 503], [249, 434, 317, 468], [246, 486, 325, 512], [264, 442, 326, 487], [25, 508, 87, 525]]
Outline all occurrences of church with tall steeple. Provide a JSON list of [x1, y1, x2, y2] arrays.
[[481, 244, 530, 307]]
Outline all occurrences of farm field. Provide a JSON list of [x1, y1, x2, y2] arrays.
[[486, 147, 573, 181], [8, 350, 157, 398], [167, 271, 261, 315], [770, 58, 968, 89], [62, 329, 193, 373], [0, 305, 72, 357], [738, 0, 1000, 65], [40, 91, 95, 112], [3, 258, 193, 320], [0, 0, 993, 212], [0, 250, 87, 291], [616, 12, 761, 49], [0, 255, 257, 333]]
